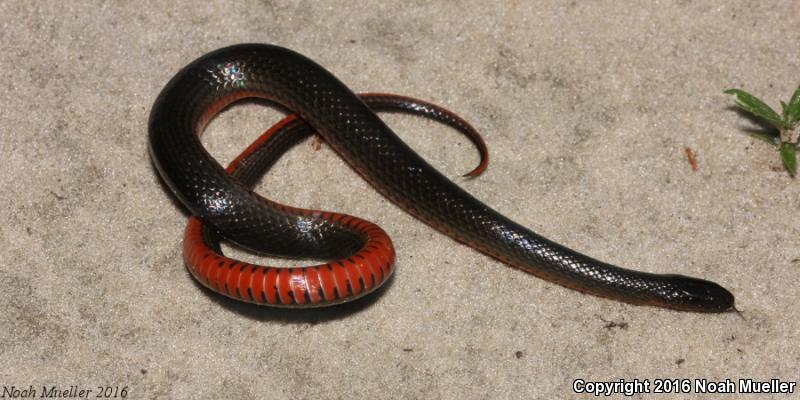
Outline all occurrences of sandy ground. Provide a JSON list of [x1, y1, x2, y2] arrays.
[[1, 1, 799, 399]]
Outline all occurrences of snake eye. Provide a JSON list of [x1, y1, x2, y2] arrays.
[[666, 276, 735, 312]]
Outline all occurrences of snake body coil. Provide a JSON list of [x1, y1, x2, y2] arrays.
[[149, 44, 734, 312]]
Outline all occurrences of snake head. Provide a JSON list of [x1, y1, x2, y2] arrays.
[[662, 275, 735, 313]]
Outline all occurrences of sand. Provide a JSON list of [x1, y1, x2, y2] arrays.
[[1, 1, 798, 399]]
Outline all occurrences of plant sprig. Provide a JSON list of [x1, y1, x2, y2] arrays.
[[725, 86, 800, 177]]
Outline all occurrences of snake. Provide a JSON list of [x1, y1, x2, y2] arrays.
[[148, 43, 735, 312]]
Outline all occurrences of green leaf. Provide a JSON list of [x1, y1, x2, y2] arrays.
[[724, 89, 789, 129], [785, 85, 800, 127], [781, 100, 788, 117], [780, 142, 797, 177], [745, 129, 780, 146]]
